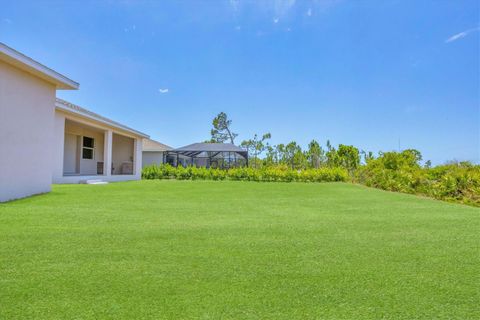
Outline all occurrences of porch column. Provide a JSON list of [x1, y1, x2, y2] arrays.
[[104, 130, 113, 176], [134, 137, 142, 176]]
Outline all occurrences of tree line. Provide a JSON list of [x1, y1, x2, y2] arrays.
[[208, 111, 419, 172]]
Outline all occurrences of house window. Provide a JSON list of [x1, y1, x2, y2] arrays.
[[82, 136, 94, 160]]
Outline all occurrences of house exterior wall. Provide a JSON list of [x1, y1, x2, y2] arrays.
[[52, 112, 66, 181], [142, 151, 165, 167], [0, 60, 56, 202]]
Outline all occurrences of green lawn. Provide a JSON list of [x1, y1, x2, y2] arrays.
[[0, 181, 479, 319]]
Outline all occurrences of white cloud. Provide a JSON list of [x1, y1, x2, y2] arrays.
[[124, 24, 136, 32], [158, 88, 169, 94], [229, 0, 240, 12], [229, 0, 296, 21], [404, 105, 422, 114], [227, 0, 341, 26], [445, 31, 469, 43], [445, 27, 479, 43], [273, 0, 296, 17]]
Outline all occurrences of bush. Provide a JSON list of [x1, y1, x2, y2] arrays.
[[142, 164, 348, 183], [355, 155, 480, 206]]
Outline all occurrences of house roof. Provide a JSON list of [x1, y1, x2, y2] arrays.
[[56, 98, 149, 138], [143, 139, 173, 152], [0, 42, 79, 90], [174, 143, 247, 153]]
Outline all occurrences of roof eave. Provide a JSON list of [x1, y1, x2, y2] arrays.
[[55, 101, 149, 139], [173, 143, 247, 153], [0, 42, 79, 90], [143, 149, 171, 152]]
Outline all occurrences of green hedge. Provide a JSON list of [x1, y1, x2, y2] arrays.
[[142, 162, 480, 207], [142, 164, 349, 183], [355, 163, 480, 207]]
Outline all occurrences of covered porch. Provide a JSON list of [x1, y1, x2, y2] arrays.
[[62, 119, 137, 179], [53, 100, 147, 184]]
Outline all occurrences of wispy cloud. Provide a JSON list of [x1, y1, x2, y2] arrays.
[[404, 105, 423, 114], [229, 0, 240, 12], [158, 88, 169, 94], [2, 18, 12, 24], [273, 0, 296, 18], [124, 24, 136, 33], [315, 0, 343, 12], [228, 0, 341, 32], [445, 27, 479, 43], [229, 0, 296, 21], [228, 0, 341, 22]]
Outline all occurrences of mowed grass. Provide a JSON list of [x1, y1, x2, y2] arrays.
[[0, 181, 479, 319]]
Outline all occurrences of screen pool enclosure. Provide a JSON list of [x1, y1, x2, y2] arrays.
[[165, 143, 248, 169]]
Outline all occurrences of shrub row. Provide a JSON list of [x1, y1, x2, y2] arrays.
[[355, 163, 480, 207], [142, 164, 349, 183], [142, 162, 480, 207]]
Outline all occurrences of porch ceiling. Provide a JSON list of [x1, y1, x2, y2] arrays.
[[65, 119, 105, 133]]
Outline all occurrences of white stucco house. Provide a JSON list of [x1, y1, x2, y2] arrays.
[[142, 139, 172, 167], [0, 42, 148, 202]]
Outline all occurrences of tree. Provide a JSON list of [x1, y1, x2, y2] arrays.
[[325, 140, 338, 167], [377, 149, 422, 170], [336, 144, 360, 172], [424, 160, 432, 169], [264, 145, 278, 167], [325, 142, 360, 172], [284, 141, 306, 169], [275, 144, 284, 164], [361, 150, 375, 164], [241, 133, 271, 168], [403, 149, 422, 166], [307, 140, 325, 168], [210, 112, 238, 144], [240, 139, 255, 165]]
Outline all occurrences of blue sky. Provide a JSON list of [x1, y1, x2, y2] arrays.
[[1, 0, 478, 164]]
